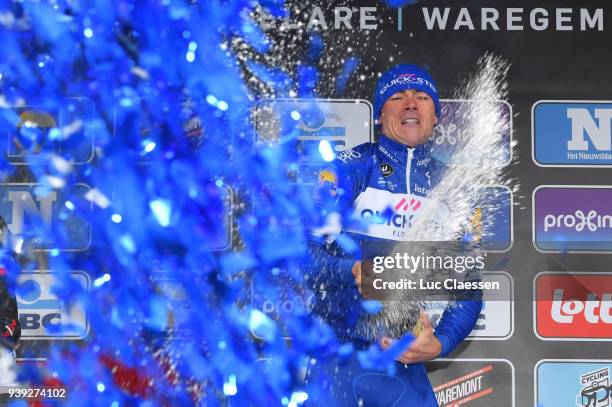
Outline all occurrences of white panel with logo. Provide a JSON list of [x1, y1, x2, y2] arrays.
[[424, 271, 514, 340], [254, 99, 373, 151], [17, 271, 90, 340]]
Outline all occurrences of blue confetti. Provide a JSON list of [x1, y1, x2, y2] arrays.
[[0, 0, 361, 404]]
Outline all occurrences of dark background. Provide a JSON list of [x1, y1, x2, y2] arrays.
[[301, 1, 612, 405]]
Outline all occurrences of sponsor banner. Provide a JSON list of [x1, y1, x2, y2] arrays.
[[535, 360, 612, 407], [17, 271, 90, 340], [426, 359, 514, 407], [432, 100, 512, 167], [411, 7, 603, 32], [534, 272, 612, 341], [479, 186, 513, 252], [181, 94, 204, 148], [0, 183, 92, 251], [532, 101, 612, 167], [424, 272, 514, 340], [0, 98, 95, 165], [533, 186, 612, 253], [112, 184, 231, 252], [149, 278, 192, 337], [204, 185, 233, 251], [113, 97, 206, 161], [250, 273, 315, 339], [256, 6, 604, 33], [254, 98, 373, 184]]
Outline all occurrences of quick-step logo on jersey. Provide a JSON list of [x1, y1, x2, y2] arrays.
[[533, 101, 612, 166], [536, 360, 612, 407], [534, 273, 612, 340], [17, 271, 90, 340], [533, 186, 612, 252], [353, 188, 426, 240]]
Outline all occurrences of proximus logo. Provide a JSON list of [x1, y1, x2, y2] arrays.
[[544, 210, 612, 232]]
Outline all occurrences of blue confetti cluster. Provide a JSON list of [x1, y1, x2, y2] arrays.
[[0, 1, 382, 406]]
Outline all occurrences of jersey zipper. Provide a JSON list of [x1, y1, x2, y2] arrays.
[[406, 147, 414, 194]]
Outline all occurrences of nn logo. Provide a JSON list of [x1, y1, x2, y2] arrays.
[[5, 190, 56, 235], [16, 272, 90, 339], [0, 184, 92, 251], [533, 102, 612, 166], [567, 108, 612, 152]]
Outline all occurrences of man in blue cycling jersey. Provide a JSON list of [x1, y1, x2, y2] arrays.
[[305, 64, 482, 406], [0, 270, 20, 391]]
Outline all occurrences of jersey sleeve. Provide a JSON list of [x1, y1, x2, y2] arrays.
[[434, 292, 482, 357], [304, 145, 371, 293]]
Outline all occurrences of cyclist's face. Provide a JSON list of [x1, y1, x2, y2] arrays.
[[380, 89, 437, 147]]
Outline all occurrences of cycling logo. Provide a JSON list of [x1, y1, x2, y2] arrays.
[[578, 367, 611, 407]]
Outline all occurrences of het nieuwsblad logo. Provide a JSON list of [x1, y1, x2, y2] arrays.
[[0, 183, 92, 251], [534, 273, 612, 341], [533, 101, 612, 167]]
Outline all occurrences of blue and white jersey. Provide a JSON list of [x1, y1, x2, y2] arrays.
[[307, 133, 482, 358], [334, 134, 449, 241]]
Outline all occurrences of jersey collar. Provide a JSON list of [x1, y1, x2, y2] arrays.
[[378, 133, 432, 164]]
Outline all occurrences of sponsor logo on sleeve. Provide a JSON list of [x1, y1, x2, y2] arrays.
[[380, 163, 394, 177]]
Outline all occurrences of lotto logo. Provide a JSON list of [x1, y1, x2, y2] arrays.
[[551, 289, 612, 324], [534, 273, 612, 340]]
